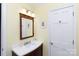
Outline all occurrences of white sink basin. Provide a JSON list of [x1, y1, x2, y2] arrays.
[[12, 40, 43, 56]]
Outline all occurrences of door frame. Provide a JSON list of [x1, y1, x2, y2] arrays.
[[0, 3, 1, 56], [1, 3, 7, 56], [48, 5, 76, 56]]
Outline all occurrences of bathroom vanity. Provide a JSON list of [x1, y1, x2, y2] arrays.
[[12, 12, 43, 56], [12, 40, 43, 56]]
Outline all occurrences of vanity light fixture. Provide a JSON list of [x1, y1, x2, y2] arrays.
[[19, 8, 26, 15], [19, 8, 35, 17], [31, 13, 35, 17], [27, 10, 31, 16]]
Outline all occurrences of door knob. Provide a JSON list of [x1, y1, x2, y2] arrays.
[[50, 42, 53, 45], [59, 20, 61, 23]]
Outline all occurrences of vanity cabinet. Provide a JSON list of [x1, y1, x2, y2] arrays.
[[12, 44, 43, 56]]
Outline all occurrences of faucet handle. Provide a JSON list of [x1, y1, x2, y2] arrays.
[[24, 41, 31, 45], [34, 38, 37, 40]]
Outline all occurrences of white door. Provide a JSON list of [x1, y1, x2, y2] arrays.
[[48, 6, 76, 56]]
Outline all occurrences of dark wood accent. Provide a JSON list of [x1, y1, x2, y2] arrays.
[[20, 13, 34, 40], [12, 44, 43, 56]]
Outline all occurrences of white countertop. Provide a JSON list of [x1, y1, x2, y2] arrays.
[[12, 40, 43, 56]]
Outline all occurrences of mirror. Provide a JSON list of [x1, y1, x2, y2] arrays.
[[20, 13, 34, 40]]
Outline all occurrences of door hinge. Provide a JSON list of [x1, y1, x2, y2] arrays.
[[2, 48, 4, 51], [73, 12, 74, 16], [72, 40, 74, 45]]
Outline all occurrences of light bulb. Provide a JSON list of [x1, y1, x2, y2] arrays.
[[19, 8, 26, 14], [27, 10, 31, 16]]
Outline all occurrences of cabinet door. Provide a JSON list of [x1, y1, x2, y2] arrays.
[[24, 44, 43, 56]]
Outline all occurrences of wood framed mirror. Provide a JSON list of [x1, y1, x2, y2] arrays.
[[20, 13, 34, 40]]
